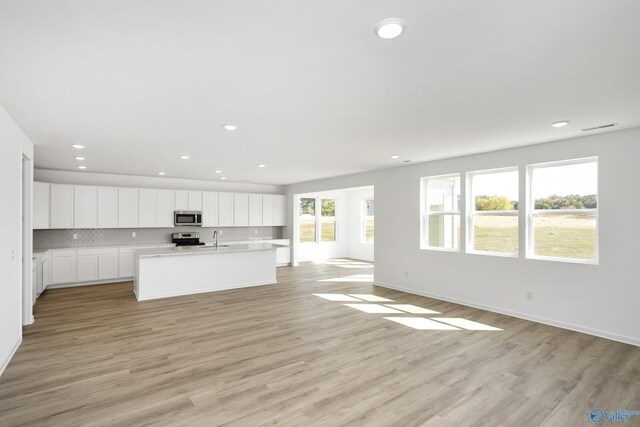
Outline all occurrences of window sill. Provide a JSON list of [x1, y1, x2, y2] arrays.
[[526, 254, 598, 265], [467, 250, 518, 259], [420, 246, 460, 253]]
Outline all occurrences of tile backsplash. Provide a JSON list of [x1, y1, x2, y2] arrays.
[[34, 226, 283, 250]]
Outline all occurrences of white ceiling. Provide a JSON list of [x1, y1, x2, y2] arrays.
[[1, 1, 639, 185]]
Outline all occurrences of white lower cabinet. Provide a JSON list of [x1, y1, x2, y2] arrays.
[[77, 255, 99, 282], [98, 252, 119, 279], [118, 249, 135, 278], [269, 239, 291, 266], [51, 250, 77, 285]]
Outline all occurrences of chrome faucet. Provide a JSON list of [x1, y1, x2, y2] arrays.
[[213, 230, 219, 248]]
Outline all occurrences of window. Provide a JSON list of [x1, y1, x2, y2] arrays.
[[421, 174, 461, 250], [527, 157, 598, 263], [321, 199, 336, 241], [299, 198, 316, 243], [467, 168, 519, 256], [362, 199, 374, 243]]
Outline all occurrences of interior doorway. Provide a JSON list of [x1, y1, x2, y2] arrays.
[[292, 185, 374, 267]]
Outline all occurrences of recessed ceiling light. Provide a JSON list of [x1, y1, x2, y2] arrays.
[[220, 176, 227, 180], [71, 144, 85, 149], [74, 156, 86, 161], [375, 18, 405, 39], [223, 124, 237, 131], [214, 170, 222, 174], [77, 165, 87, 170], [552, 120, 570, 128], [257, 164, 266, 168], [157, 171, 166, 175], [390, 154, 400, 159], [180, 155, 190, 160]]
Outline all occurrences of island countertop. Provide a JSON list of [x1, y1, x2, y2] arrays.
[[133, 243, 283, 258]]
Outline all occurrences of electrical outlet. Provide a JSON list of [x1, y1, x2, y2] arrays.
[[254, 229, 258, 235], [72, 233, 78, 240], [526, 291, 533, 301], [131, 232, 136, 238]]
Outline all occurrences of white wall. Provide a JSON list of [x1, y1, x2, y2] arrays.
[[35, 169, 285, 194], [345, 187, 374, 262], [0, 104, 34, 376], [286, 127, 640, 346], [295, 189, 348, 262]]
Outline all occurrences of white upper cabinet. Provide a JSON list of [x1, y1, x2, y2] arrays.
[[33, 181, 50, 229], [188, 191, 202, 211], [74, 185, 98, 229], [263, 194, 286, 226], [118, 187, 138, 228], [248, 194, 263, 226], [138, 188, 157, 228], [50, 184, 74, 229], [35, 181, 286, 230], [202, 191, 219, 227], [156, 189, 175, 227], [234, 193, 249, 226], [218, 192, 234, 226], [97, 187, 118, 228]]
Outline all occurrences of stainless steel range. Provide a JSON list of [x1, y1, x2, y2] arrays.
[[172, 232, 205, 246]]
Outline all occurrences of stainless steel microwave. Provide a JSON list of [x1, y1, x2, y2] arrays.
[[174, 211, 202, 226]]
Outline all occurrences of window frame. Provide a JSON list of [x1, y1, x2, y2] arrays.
[[361, 198, 374, 244], [298, 196, 339, 244], [420, 173, 461, 252], [526, 157, 599, 265], [320, 198, 337, 242], [466, 167, 519, 258]]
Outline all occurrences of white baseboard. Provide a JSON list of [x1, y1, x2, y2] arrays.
[[0, 337, 22, 378], [375, 281, 640, 347], [46, 277, 133, 289]]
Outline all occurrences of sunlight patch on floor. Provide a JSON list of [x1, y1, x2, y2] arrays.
[[384, 317, 461, 330], [432, 318, 503, 331], [347, 294, 393, 302], [343, 304, 404, 314], [313, 293, 363, 302], [384, 304, 440, 314]]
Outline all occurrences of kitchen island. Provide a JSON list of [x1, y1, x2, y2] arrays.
[[133, 243, 279, 301]]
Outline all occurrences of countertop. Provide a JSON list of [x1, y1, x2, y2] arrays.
[[134, 243, 285, 258], [33, 239, 290, 253]]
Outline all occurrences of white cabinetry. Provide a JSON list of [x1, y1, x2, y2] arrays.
[[263, 194, 286, 226], [98, 249, 119, 279], [50, 184, 74, 229], [157, 189, 175, 227], [175, 190, 201, 211], [175, 191, 188, 210], [51, 249, 77, 284], [219, 192, 234, 226], [33, 181, 50, 229], [77, 253, 99, 282], [98, 187, 118, 228], [74, 185, 98, 228], [248, 194, 263, 226], [118, 188, 138, 228], [234, 193, 249, 226], [188, 191, 202, 211], [138, 188, 157, 227], [202, 191, 219, 227]]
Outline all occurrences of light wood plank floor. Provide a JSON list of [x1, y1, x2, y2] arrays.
[[1, 259, 639, 426]]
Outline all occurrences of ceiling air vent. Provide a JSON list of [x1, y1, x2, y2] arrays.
[[582, 123, 617, 132]]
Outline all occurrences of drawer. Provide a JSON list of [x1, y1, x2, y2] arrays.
[[51, 249, 77, 257], [78, 247, 119, 256]]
